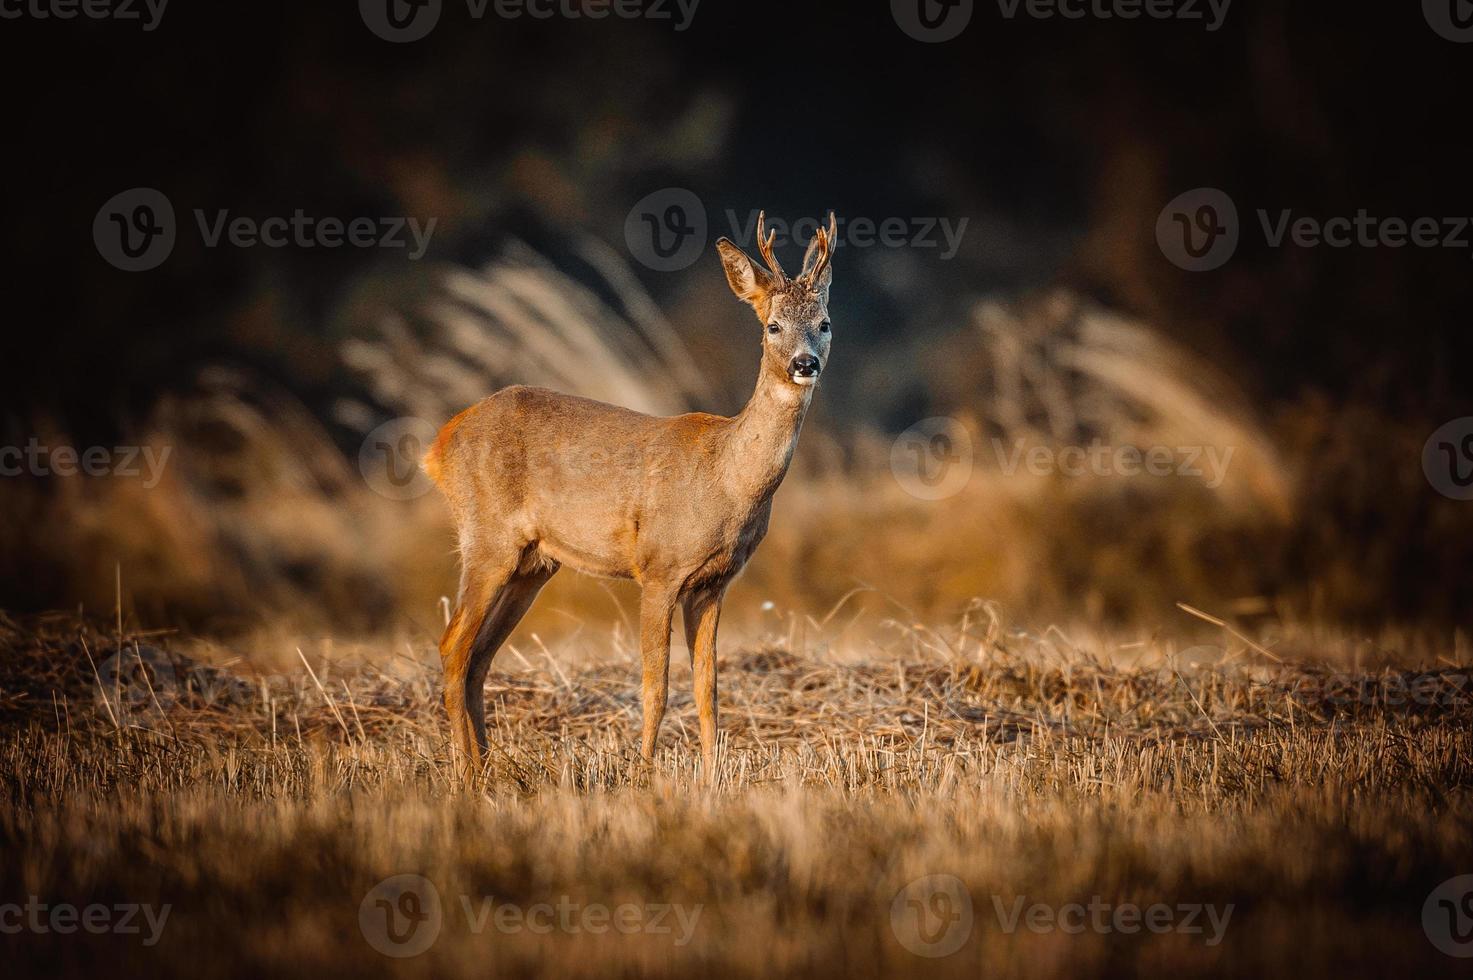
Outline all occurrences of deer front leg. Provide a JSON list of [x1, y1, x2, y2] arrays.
[[682, 589, 723, 784], [638, 586, 677, 764]]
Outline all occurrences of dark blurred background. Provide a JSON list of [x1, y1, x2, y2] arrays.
[[2, 0, 1470, 636]]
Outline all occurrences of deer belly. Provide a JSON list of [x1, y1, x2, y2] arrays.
[[532, 508, 638, 580]]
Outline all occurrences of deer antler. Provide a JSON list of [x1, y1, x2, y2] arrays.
[[755, 210, 788, 282], [802, 211, 838, 287]]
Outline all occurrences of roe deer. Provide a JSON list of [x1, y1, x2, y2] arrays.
[[424, 211, 838, 782]]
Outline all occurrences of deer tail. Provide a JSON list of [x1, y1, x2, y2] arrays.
[[422, 406, 475, 488], [421, 436, 446, 486]]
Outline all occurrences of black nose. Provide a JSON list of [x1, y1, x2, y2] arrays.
[[790, 354, 821, 377]]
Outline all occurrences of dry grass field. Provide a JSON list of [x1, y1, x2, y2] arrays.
[[3, 242, 1470, 980], [3, 605, 1470, 978]]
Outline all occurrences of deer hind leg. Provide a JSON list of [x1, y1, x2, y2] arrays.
[[682, 589, 723, 785], [440, 543, 536, 783], [638, 585, 678, 764], [462, 560, 558, 768], [441, 573, 498, 783]]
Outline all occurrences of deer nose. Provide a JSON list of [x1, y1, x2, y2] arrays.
[[790, 354, 821, 378]]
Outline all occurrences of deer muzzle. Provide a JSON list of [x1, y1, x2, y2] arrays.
[[789, 354, 822, 385]]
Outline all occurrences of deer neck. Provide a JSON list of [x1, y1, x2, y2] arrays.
[[722, 364, 814, 503]]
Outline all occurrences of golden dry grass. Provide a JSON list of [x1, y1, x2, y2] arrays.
[[2, 608, 1470, 978]]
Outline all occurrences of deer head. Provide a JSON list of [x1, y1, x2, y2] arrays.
[[716, 211, 837, 388]]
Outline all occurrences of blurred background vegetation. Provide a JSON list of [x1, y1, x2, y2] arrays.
[[1, 1, 1469, 640]]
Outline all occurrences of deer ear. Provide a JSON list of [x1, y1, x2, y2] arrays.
[[716, 238, 775, 308]]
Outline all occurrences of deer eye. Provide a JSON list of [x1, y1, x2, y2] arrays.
[[767, 323, 780, 334], [820, 321, 831, 333]]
